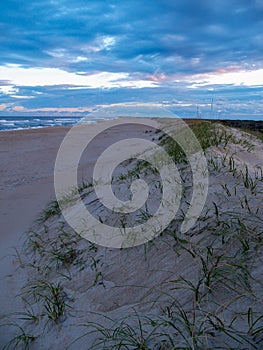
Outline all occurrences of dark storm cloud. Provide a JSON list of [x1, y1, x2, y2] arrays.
[[0, 0, 262, 73], [0, 0, 263, 118]]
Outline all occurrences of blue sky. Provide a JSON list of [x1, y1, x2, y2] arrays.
[[0, 0, 263, 119]]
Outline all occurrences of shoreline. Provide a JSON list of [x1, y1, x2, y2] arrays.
[[1, 117, 263, 134]]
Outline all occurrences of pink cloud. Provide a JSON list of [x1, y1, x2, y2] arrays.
[[11, 106, 93, 114]]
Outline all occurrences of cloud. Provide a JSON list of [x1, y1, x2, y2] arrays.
[[188, 69, 263, 88], [0, 85, 19, 95], [0, 65, 157, 89], [0, 103, 8, 111], [11, 106, 93, 114], [0, 0, 262, 118], [1, 0, 262, 74]]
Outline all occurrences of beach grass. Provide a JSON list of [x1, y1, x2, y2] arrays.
[[1, 121, 263, 349]]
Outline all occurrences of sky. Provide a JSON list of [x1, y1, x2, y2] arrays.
[[0, 0, 263, 119]]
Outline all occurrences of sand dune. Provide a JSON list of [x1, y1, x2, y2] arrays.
[[1, 119, 263, 349]]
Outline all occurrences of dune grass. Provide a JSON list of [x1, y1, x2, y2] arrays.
[[2, 121, 263, 349]]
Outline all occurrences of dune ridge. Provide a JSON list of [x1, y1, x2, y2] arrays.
[[1, 119, 263, 349]]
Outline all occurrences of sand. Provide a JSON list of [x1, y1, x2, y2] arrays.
[[0, 119, 155, 316], [0, 126, 68, 316], [0, 119, 263, 349]]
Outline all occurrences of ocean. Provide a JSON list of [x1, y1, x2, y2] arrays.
[[0, 116, 82, 131]]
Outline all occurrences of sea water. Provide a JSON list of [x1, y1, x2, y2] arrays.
[[0, 116, 83, 131]]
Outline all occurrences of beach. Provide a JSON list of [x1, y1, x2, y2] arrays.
[[2, 0, 263, 347], [0, 127, 68, 319], [0, 119, 263, 348], [0, 119, 156, 317]]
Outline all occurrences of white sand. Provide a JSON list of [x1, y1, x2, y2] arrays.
[[0, 119, 154, 318], [1, 120, 263, 349]]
